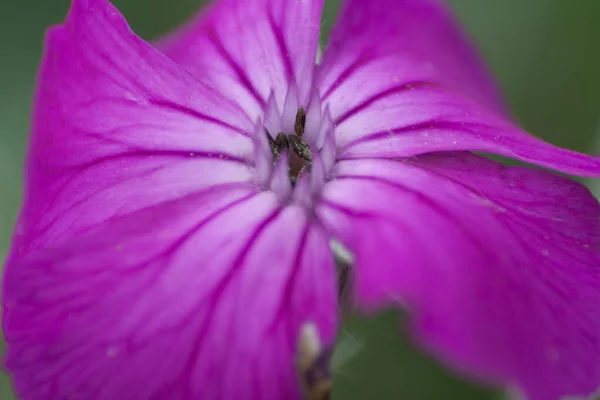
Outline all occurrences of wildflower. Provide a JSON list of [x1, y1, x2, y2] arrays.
[[3, 0, 600, 399]]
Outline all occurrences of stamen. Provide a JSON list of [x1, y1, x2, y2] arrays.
[[288, 135, 312, 162], [296, 323, 333, 400], [294, 106, 307, 137], [265, 129, 280, 158], [275, 132, 290, 152], [265, 130, 291, 163], [265, 107, 314, 186]]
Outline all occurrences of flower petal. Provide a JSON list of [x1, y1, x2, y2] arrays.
[[318, 0, 600, 178], [318, 0, 506, 117], [157, 0, 324, 119], [334, 83, 600, 178], [3, 190, 338, 400], [11, 0, 256, 259], [317, 153, 600, 400]]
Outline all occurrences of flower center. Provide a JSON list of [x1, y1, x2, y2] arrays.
[[265, 107, 312, 186], [254, 86, 337, 206]]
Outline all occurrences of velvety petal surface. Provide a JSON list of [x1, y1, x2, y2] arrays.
[[4, 3, 339, 398], [157, 0, 323, 119], [319, 0, 506, 116], [4, 190, 338, 400], [10, 0, 256, 260], [317, 153, 600, 400], [319, 0, 600, 178]]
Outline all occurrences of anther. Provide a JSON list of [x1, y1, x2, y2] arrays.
[[275, 132, 290, 152], [265, 129, 279, 158], [294, 107, 307, 137], [288, 135, 312, 162], [264, 107, 314, 184], [265, 130, 291, 162]]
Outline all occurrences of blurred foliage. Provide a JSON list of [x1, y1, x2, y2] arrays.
[[0, 0, 599, 398]]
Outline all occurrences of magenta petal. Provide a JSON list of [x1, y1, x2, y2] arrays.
[[12, 0, 257, 259], [334, 83, 600, 177], [318, 0, 506, 118], [3, 189, 338, 400], [318, 0, 600, 178], [317, 154, 600, 400], [157, 0, 323, 119]]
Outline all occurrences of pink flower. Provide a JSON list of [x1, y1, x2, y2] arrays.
[[3, 0, 600, 399]]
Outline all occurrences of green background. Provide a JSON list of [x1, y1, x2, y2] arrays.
[[0, 0, 599, 398]]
